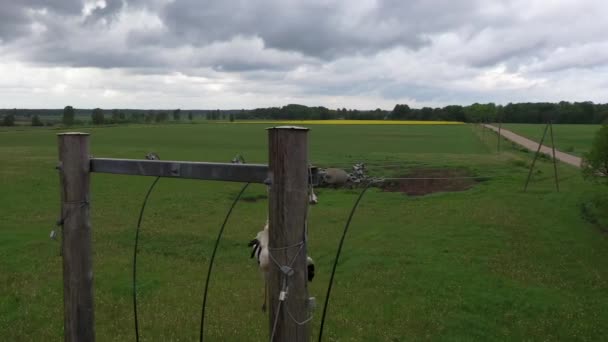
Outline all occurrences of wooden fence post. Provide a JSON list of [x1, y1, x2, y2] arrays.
[[58, 132, 95, 342], [267, 126, 310, 342]]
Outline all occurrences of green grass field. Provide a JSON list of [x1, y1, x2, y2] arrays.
[[1, 123, 607, 341], [503, 124, 601, 156]]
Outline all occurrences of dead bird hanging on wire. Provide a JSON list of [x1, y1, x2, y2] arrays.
[[248, 220, 315, 312]]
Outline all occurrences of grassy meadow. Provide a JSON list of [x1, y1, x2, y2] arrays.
[[1, 123, 608, 341], [503, 123, 601, 156]]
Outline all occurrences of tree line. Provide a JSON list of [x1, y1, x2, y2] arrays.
[[67, 107, 229, 125], [2, 101, 608, 126], [239, 102, 608, 124], [0, 107, 240, 126]]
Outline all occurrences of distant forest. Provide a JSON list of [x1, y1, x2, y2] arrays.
[[241, 102, 608, 124], [1, 102, 608, 126]]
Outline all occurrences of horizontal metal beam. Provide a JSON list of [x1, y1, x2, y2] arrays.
[[90, 158, 269, 183]]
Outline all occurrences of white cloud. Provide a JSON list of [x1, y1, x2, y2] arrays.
[[0, 0, 608, 109]]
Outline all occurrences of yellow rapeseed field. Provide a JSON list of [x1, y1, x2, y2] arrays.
[[232, 120, 463, 125]]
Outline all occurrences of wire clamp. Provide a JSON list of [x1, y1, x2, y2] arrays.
[[280, 265, 295, 276]]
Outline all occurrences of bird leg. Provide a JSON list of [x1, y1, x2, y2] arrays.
[[262, 281, 267, 312]]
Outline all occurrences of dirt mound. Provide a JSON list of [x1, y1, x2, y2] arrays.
[[380, 168, 479, 196]]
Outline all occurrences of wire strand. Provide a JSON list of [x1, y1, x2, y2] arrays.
[[378, 176, 492, 181], [133, 176, 161, 342], [317, 184, 372, 342], [269, 299, 282, 342], [56, 200, 89, 226], [285, 304, 313, 325], [268, 241, 305, 270], [268, 241, 304, 251], [199, 182, 250, 342]]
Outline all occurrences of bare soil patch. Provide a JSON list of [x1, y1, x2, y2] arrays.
[[380, 168, 479, 196]]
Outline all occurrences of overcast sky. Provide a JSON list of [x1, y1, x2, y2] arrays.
[[1, 0, 607, 109]]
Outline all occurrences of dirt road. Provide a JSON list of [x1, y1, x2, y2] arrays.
[[483, 124, 582, 168]]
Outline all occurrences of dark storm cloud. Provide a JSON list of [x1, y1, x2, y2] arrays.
[[2, 0, 608, 74], [160, 0, 481, 59], [0, 0, 82, 41], [0, 0, 588, 73], [2, 0, 608, 109]]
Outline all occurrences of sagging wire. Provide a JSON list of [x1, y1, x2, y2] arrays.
[[316, 175, 493, 341], [132, 176, 161, 342], [285, 304, 314, 326], [379, 176, 492, 181], [133, 152, 161, 342], [199, 182, 250, 342], [317, 183, 372, 342]]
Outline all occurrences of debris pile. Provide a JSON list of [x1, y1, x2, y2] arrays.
[[231, 154, 245, 164], [315, 163, 482, 195], [316, 163, 378, 188]]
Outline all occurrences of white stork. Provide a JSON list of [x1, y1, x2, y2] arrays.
[[248, 221, 315, 312]]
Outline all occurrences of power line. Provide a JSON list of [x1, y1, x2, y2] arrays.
[[133, 176, 161, 342], [199, 183, 250, 342], [376, 176, 492, 181], [317, 184, 372, 342]]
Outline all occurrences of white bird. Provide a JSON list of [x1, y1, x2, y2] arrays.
[[248, 221, 315, 312]]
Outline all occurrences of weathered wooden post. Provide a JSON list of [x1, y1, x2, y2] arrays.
[[267, 126, 310, 342], [58, 132, 95, 342]]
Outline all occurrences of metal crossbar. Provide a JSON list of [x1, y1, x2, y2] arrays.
[[90, 158, 269, 183]]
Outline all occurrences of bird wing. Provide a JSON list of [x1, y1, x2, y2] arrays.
[[306, 256, 315, 282], [248, 238, 260, 259]]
